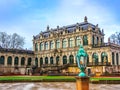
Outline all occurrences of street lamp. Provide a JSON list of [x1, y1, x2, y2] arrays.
[[76, 45, 87, 77]]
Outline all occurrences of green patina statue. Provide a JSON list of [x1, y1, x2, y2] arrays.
[[76, 45, 87, 77]]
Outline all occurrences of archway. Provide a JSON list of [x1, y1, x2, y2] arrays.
[[50, 57, 53, 64], [69, 55, 74, 64], [7, 56, 12, 65], [45, 57, 48, 64], [92, 53, 98, 65], [21, 57, 25, 65], [63, 55, 67, 64]]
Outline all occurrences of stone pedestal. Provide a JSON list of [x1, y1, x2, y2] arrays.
[[75, 76, 89, 90]]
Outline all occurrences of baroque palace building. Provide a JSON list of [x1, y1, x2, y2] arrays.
[[33, 16, 120, 76], [0, 16, 120, 76]]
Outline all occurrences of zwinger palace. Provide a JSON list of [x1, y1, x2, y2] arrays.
[[0, 16, 120, 76]]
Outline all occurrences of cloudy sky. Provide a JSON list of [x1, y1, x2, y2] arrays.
[[0, 0, 120, 49]]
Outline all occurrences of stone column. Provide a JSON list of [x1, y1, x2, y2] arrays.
[[18, 57, 21, 67], [67, 38, 69, 48], [43, 57, 45, 64], [60, 39, 62, 48], [73, 37, 76, 47], [98, 52, 101, 63], [4, 55, 8, 66], [25, 57, 28, 66], [54, 56, 56, 64], [54, 40, 56, 49], [12, 56, 14, 67], [38, 57, 40, 67], [75, 76, 89, 90], [119, 53, 120, 65], [67, 55, 69, 64], [88, 34, 92, 45], [60, 56, 63, 65], [108, 52, 112, 65], [74, 54, 76, 64]]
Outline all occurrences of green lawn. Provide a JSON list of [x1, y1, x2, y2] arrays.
[[0, 76, 76, 82], [0, 76, 120, 82], [90, 77, 120, 81]]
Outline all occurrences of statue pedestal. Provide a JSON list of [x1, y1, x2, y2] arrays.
[[75, 76, 89, 90]]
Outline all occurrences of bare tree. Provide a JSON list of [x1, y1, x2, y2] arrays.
[[110, 32, 120, 45], [0, 32, 25, 49]]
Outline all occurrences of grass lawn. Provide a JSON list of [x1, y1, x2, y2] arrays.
[[0, 76, 120, 82], [90, 77, 120, 81], [0, 76, 76, 82]]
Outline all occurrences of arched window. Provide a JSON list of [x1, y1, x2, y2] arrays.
[[7, 56, 12, 65], [21, 57, 25, 65], [76, 36, 81, 46], [35, 58, 38, 66], [50, 41, 54, 49], [62, 39, 67, 48], [92, 53, 98, 65], [101, 52, 108, 65], [69, 38, 74, 47], [45, 57, 48, 64], [69, 55, 74, 64], [0, 56, 4, 65], [56, 40, 60, 49], [35, 43, 38, 51], [14, 57, 19, 65], [40, 42, 44, 51], [45, 42, 48, 50], [50, 57, 54, 64], [28, 57, 32, 66], [116, 53, 119, 65], [40, 58, 43, 66], [83, 35, 88, 45], [56, 56, 59, 65], [63, 55, 67, 64], [112, 52, 115, 65]]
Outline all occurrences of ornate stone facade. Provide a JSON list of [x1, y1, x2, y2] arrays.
[[33, 16, 120, 76]]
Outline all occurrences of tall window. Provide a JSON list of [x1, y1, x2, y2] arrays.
[[69, 38, 74, 47], [40, 58, 43, 66], [116, 53, 119, 65], [92, 53, 98, 65], [50, 41, 54, 49], [62, 39, 67, 48], [35, 58, 38, 66], [40, 42, 44, 51], [35, 43, 38, 51], [0, 56, 4, 65], [56, 40, 60, 49], [92, 36, 94, 45], [112, 52, 114, 65], [45, 42, 48, 50], [45, 57, 48, 64], [28, 58, 32, 66], [7, 56, 12, 65], [56, 56, 59, 65], [50, 57, 54, 64], [14, 57, 19, 65], [69, 55, 74, 64], [63, 55, 67, 64], [83, 35, 88, 45], [101, 52, 108, 64], [76, 36, 81, 46], [97, 37, 99, 45], [21, 57, 25, 65]]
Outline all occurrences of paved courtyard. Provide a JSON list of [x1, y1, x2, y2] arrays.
[[0, 82, 120, 90]]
